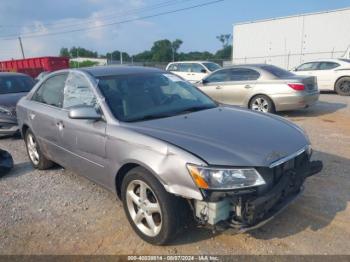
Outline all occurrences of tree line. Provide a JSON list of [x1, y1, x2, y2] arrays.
[[59, 34, 232, 63]]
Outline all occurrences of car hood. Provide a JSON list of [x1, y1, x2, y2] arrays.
[[0, 92, 27, 108], [125, 106, 309, 167]]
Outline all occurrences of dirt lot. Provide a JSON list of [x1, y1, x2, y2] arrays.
[[0, 93, 349, 255]]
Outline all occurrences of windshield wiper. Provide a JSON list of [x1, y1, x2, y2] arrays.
[[127, 113, 174, 122], [173, 105, 215, 115]]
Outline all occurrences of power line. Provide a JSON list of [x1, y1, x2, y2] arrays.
[[0, 0, 192, 31], [0, 0, 224, 40]]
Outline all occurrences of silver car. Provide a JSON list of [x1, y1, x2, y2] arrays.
[[16, 66, 322, 245], [197, 64, 320, 113]]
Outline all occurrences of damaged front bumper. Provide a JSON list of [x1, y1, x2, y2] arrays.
[[193, 156, 323, 232], [0, 115, 19, 136]]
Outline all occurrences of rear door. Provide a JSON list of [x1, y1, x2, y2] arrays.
[[57, 71, 108, 185], [190, 63, 208, 83], [219, 68, 260, 106], [315, 62, 340, 90], [29, 73, 68, 162]]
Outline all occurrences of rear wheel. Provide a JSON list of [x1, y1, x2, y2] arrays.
[[335, 77, 350, 96], [121, 167, 184, 245], [249, 95, 275, 113], [25, 129, 53, 170]]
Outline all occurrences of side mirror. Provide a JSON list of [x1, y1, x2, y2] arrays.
[[68, 106, 101, 120], [201, 69, 207, 73]]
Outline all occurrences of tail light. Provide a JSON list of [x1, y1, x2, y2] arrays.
[[288, 83, 305, 91]]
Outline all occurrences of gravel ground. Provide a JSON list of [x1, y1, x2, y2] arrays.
[[0, 93, 349, 255]]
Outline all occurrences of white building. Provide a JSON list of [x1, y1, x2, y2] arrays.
[[232, 7, 350, 69]]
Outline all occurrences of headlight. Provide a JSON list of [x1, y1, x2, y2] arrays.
[[187, 164, 266, 190], [306, 144, 313, 157], [0, 106, 11, 115]]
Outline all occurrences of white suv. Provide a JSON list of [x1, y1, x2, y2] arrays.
[[293, 59, 350, 96], [166, 61, 221, 83]]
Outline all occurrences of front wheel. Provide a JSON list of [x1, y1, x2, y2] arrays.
[[335, 77, 350, 96], [249, 95, 275, 113], [121, 167, 184, 245]]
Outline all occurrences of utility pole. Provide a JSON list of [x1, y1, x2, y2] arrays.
[[120, 52, 123, 65], [18, 37, 25, 59]]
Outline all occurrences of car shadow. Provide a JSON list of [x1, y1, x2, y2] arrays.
[[278, 100, 346, 118], [1, 161, 33, 179], [171, 150, 349, 244]]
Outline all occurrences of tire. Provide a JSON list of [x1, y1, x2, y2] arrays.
[[249, 95, 275, 113], [25, 129, 53, 170], [335, 77, 350, 96], [121, 166, 185, 245]]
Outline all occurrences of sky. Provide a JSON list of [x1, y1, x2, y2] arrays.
[[0, 0, 350, 60]]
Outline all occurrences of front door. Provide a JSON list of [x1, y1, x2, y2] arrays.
[[57, 71, 108, 186]]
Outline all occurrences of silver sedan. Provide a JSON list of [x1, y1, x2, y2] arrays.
[[196, 64, 320, 113], [16, 66, 322, 245]]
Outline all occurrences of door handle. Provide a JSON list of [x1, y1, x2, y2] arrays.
[[245, 85, 252, 89], [29, 113, 36, 120], [56, 121, 64, 130], [216, 86, 222, 90]]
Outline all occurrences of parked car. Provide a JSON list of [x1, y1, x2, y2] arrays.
[[0, 148, 13, 177], [0, 72, 35, 136], [166, 61, 221, 83], [17, 66, 322, 245], [292, 59, 350, 95], [196, 64, 320, 113]]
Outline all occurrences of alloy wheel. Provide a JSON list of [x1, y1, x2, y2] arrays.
[[126, 180, 162, 237], [251, 97, 269, 112], [27, 133, 40, 165]]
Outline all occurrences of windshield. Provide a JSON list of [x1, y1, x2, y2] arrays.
[[260, 65, 295, 78], [203, 62, 221, 72], [97, 72, 217, 122], [0, 75, 35, 94]]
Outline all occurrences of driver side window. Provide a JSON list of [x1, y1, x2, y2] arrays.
[[62, 73, 97, 109], [205, 69, 230, 83]]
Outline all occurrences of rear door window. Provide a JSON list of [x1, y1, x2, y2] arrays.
[[178, 63, 191, 73], [318, 62, 340, 70], [167, 64, 179, 71], [191, 63, 206, 73], [296, 62, 319, 71], [229, 69, 260, 81], [32, 74, 67, 108]]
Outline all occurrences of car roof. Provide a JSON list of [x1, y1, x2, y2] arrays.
[[299, 59, 347, 64], [79, 65, 165, 77], [168, 61, 215, 64], [0, 72, 31, 77]]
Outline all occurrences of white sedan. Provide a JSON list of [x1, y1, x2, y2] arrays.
[[292, 59, 350, 96]]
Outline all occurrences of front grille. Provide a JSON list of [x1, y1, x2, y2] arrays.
[[256, 151, 309, 195]]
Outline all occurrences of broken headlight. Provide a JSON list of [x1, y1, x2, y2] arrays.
[[187, 164, 266, 190]]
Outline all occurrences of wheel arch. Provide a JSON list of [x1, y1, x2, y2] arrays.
[[247, 93, 275, 109], [114, 162, 167, 200], [334, 75, 350, 91]]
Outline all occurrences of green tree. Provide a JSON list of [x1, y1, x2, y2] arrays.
[[216, 34, 232, 48], [150, 39, 173, 62], [215, 45, 232, 60], [106, 50, 131, 62], [59, 47, 70, 57], [171, 39, 183, 61]]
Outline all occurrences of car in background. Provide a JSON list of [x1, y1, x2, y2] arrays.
[[166, 61, 221, 83], [17, 66, 322, 245], [196, 64, 320, 113], [0, 72, 35, 136], [292, 59, 350, 96]]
